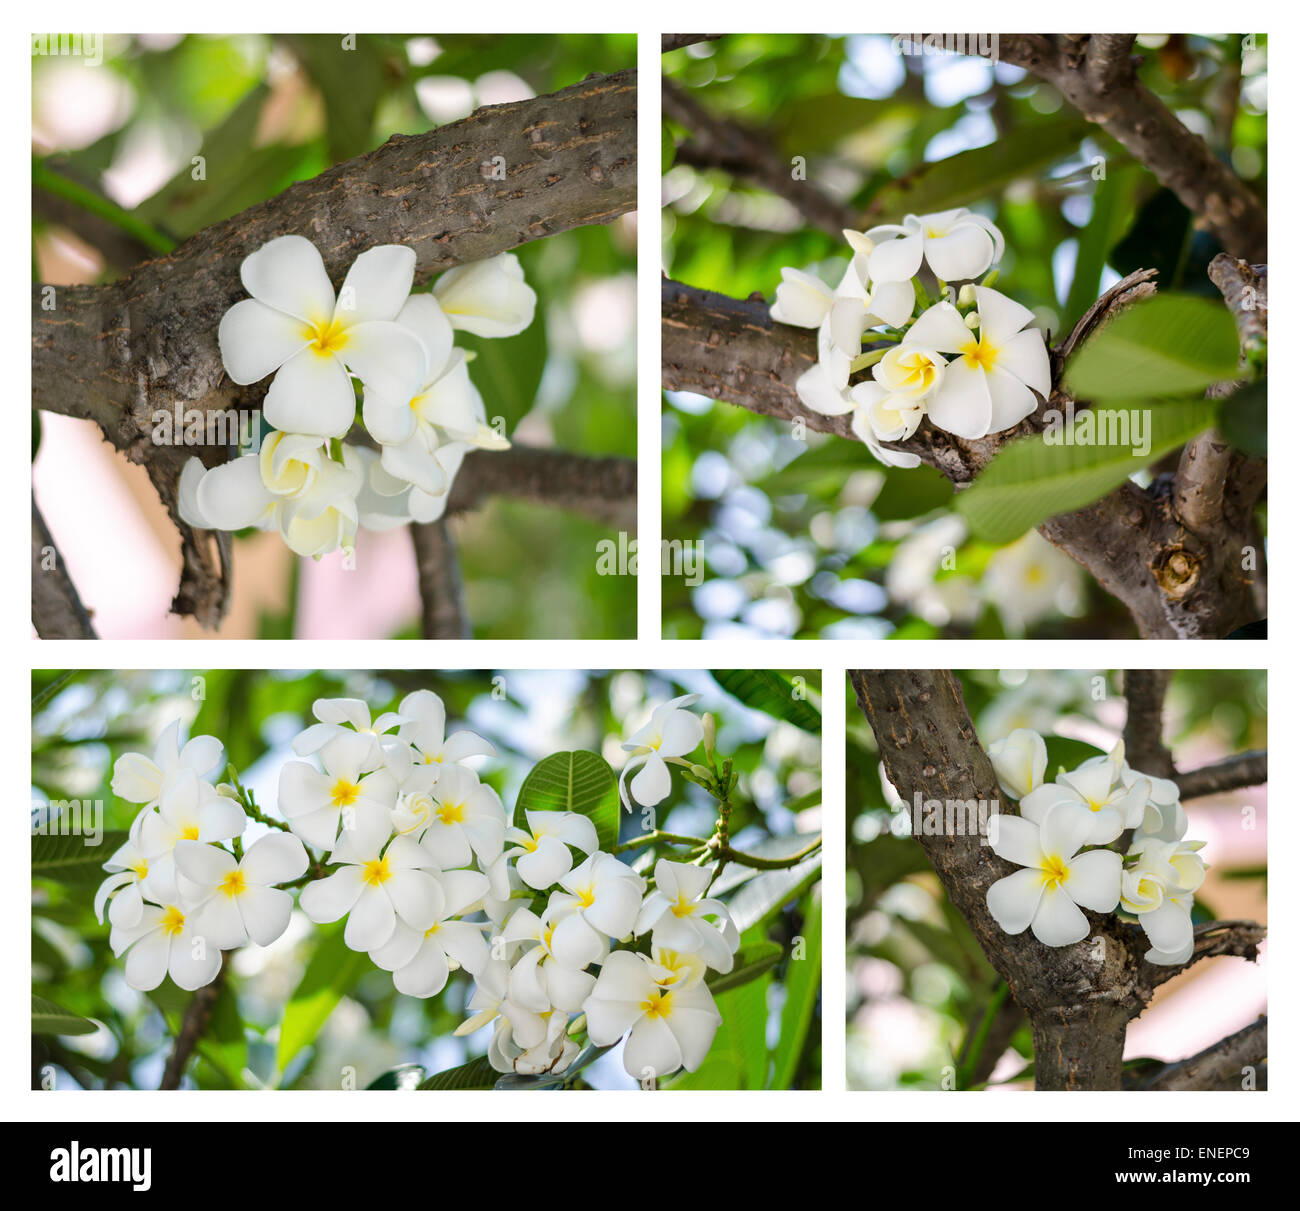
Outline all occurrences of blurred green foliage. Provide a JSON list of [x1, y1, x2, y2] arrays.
[[846, 667, 1266, 1090], [32, 34, 637, 639], [662, 34, 1267, 639], [31, 667, 821, 1091]]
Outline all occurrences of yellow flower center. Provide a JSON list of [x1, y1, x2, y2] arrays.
[[129, 859, 149, 879], [180, 824, 201, 841], [671, 892, 696, 918], [574, 885, 596, 909], [160, 905, 186, 936], [960, 334, 1000, 373], [522, 835, 540, 853], [409, 392, 428, 412], [424, 921, 442, 939], [331, 779, 361, 808], [306, 315, 348, 357], [361, 856, 393, 886], [641, 990, 674, 1019], [1024, 565, 1046, 586], [437, 800, 466, 825], [896, 350, 940, 391], [218, 869, 247, 898], [1040, 855, 1070, 890]]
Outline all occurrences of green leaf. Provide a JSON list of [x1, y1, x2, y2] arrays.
[[31, 830, 128, 885], [710, 670, 821, 733], [418, 1055, 499, 1090], [32, 994, 97, 1036], [1216, 379, 1266, 456], [771, 894, 821, 1089], [277, 925, 367, 1074], [955, 399, 1216, 543], [1064, 163, 1142, 327], [724, 851, 822, 934], [456, 308, 548, 432], [707, 940, 783, 995], [515, 751, 619, 853], [869, 462, 954, 520], [862, 117, 1090, 222], [367, 1064, 426, 1089], [1065, 294, 1241, 400]]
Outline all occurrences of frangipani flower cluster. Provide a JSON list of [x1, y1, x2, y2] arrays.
[[94, 691, 744, 1085], [770, 208, 1049, 464], [986, 730, 1207, 963], [180, 236, 535, 557]]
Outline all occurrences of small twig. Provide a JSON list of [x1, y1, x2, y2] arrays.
[[159, 955, 228, 1089], [410, 519, 469, 640], [32, 498, 97, 639], [662, 35, 723, 54], [662, 78, 858, 236], [1136, 1017, 1267, 1091], [1175, 751, 1267, 800]]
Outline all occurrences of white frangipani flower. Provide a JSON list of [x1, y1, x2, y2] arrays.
[[619, 694, 704, 810], [418, 764, 506, 870], [431, 252, 537, 338], [292, 697, 406, 762], [134, 769, 247, 898], [1019, 759, 1150, 846], [298, 833, 442, 953], [634, 859, 739, 973], [583, 949, 722, 1079], [986, 807, 1121, 947], [110, 901, 222, 992], [1121, 837, 1206, 966], [545, 853, 646, 967], [901, 287, 1050, 439], [110, 719, 223, 807], [369, 868, 492, 996], [504, 810, 599, 890], [770, 266, 833, 329], [173, 832, 308, 948], [502, 903, 602, 1014], [861, 208, 1004, 284], [277, 731, 397, 853], [987, 728, 1049, 801], [93, 835, 154, 929], [397, 689, 496, 770], [794, 364, 922, 469], [217, 235, 425, 438]]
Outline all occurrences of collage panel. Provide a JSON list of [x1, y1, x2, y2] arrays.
[[31, 667, 822, 1092], [32, 33, 637, 640], [661, 34, 1266, 641], [847, 668, 1267, 1091]]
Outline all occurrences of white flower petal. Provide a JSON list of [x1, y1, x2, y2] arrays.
[[262, 346, 358, 438], [217, 298, 309, 385]]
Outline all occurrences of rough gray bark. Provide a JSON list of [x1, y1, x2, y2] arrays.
[[410, 519, 469, 640], [664, 260, 1266, 638], [996, 35, 1266, 261], [31, 499, 97, 639], [850, 668, 1266, 1090], [32, 69, 638, 630], [1136, 1016, 1267, 1091], [1175, 751, 1268, 800]]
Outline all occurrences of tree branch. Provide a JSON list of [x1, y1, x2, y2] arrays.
[[662, 78, 857, 236], [410, 519, 469, 640], [32, 498, 97, 639], [1175, 751, 1267, 800], [32, 69, 637, 627], [1136, 1017, 1267, 1091], [446, 446, 637, 530], [995, 34, 1266, 260], [662, 35, 723, 54], [1122, 670, 1174, 779], [159, 956, 227, 1090]]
